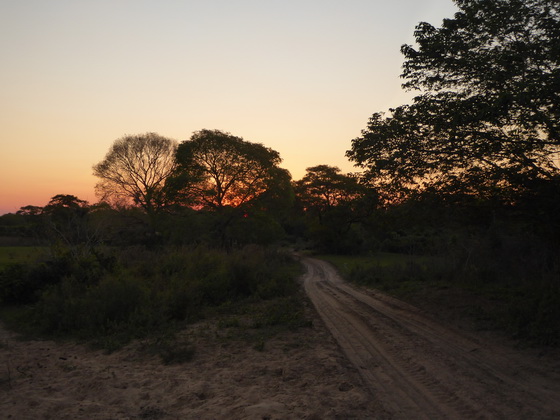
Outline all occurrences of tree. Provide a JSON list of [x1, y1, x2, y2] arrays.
[[294, 165, 375, 253], [40, 194, 96, 256], [174, 129, 284, 209], [254, 166, 295, 220], [16, 205, 43, 216], [294, 165, 368, 220], [93, 133, 178, 220], [43, 194, 88, 212], [348, 0, 560, 199]]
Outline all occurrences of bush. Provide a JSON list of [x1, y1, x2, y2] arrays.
[[332, 226, 560, 346], [0, 247, 115, 305], [0, 258, 71, 304], [33, 273, 155, 338], [506, 280, 560, 346], [2, 245, 302, 349]]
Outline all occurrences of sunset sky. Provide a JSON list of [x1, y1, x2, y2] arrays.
[[0, 0, 458, 215]]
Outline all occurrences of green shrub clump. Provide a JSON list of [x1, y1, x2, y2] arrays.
[[0, 245, 301, 348]]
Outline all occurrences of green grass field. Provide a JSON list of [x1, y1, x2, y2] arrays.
[[0, 246, 48, 268]]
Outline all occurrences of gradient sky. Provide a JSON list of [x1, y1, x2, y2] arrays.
[[0, 0, 458, 214]]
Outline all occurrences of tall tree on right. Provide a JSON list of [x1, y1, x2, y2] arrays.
[[348, 0, 560, 200]]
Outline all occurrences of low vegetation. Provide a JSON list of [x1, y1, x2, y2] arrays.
[[0, 246, 47, 269], [0, 245, 305, 353]]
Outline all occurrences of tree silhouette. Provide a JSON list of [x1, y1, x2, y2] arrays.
[[348, 0, 560, 199], [93, 133, 178, 222], [174, 129, 283, 209], [294, 165, 366, 220], [294, 165, 374, 252]]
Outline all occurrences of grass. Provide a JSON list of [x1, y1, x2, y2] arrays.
[[316, 252, 447, 297], [319, 252, 430, 269], [133, 293, 312, 362], [139, 332, 196, 365], [0, 246, 48, 268]]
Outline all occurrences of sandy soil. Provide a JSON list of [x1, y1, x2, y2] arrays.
[[2, 257, 560, 419], [0, 301, 380, 419]]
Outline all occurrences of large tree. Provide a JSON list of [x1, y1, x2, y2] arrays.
[[294, 165, 368, 220], [294, 165, 375, 252], [174, 129, 284, 209], [42, 194, 93, 252], [348, 0, 560, 199], [93, 133, 178, 219]]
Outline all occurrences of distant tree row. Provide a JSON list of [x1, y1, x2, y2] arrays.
[[1, 128, 367, 251]]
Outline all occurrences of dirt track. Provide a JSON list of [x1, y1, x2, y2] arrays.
[[301, 256, 560, 419]]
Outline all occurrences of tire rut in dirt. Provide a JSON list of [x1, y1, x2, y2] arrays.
[[302, 257, 560, 419], [312, 272, 484, 419]]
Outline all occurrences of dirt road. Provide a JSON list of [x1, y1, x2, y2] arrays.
[[301, 256, 560, 419]]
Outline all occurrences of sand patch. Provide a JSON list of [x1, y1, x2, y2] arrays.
[[0, 310, 383, 419]]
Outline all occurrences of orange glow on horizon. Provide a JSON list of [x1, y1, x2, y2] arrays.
[[0, 0, 458, 215]]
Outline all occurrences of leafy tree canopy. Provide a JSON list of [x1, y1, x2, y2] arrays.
[[43, 194, 88, 212], [348, 0, 560, 200], [294, 165, 365, 212], [174, 129, 284, 209], [93, 133, 178, 217], [293, 165, 376, 253], [16, 205, 44, 216]]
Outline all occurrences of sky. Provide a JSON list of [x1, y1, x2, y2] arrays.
[[0, 0, 459, 215]]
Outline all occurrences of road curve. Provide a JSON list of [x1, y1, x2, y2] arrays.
[[301, 256, 560, 419]]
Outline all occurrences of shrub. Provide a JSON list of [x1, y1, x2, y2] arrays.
[[0, 247, 115, 305], [506, 280, 560, 346], [4, 245, 302, 349], [0, 258, 70, 304], [33, 273, 154, 337]]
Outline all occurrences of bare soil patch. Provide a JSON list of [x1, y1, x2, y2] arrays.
[[0, 300, 380, 419]]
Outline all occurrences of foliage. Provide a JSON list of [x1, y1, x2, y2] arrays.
[[141, 333, 196, 365], [294, 165, 377, 253], [0, 247, 47, 268], [0, 247, 114, 305], [248, 296, 311, 330], [294, 165, 370, 218], [42, 194, 98, 254], [319, 253, 442, 291], [224, 210, 286, 246], [87, 205, 157, 247], [1, 245, 302, 349], [93, 133, 178, 219], [166, 130, 293, 247], [173, 129, 285, 209], [348, 0, 560, 199], [249, 166, 295, 221]]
